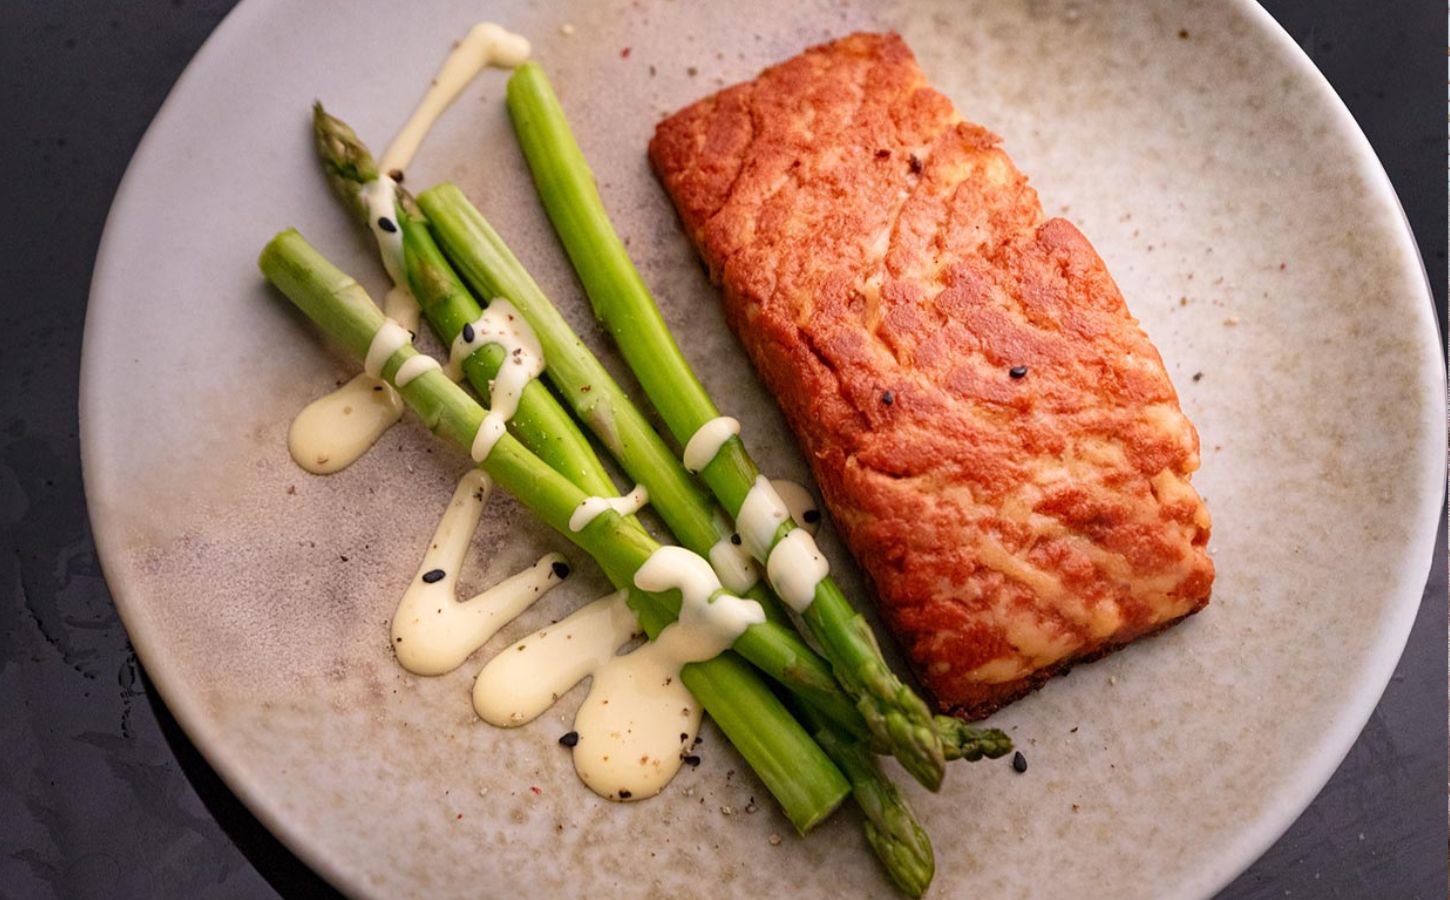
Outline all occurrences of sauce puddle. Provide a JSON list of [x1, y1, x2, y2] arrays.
[[474, 548, 763, 800]]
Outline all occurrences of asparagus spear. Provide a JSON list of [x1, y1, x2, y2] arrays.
[[312, 104, 861, 735], [936, 716, 1015, 762], [260, 228, 849, 833], [503, 62, 945, 790], [798, 703, 935, 898]]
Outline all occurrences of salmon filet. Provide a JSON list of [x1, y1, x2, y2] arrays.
[[649, 32, 1213, 719]]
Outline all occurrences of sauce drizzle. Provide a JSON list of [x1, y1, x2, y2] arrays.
[[378, 23, 532, 177], [287, 22, 529, 476], [735, 476, 830, 613], [472, 548, 765, 801], [283, 21, 770, 807], [456, 300, 545, 464], [287, 373, 404, 474], [682, 416, 740, 473], [392, 469, 568, 676], [569, 484, 649, 532]]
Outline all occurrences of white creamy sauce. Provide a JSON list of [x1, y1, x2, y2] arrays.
[[633, 548, 766, 657], [567, 639, 703, 801], [383, 284, 422, 335], [681, 415, 740, 473], [770, 479, 820, 535], [454, 299, 546, 464], [735, 474, 791, 560], [393, 353, 441, 388], [736, 476, 828, 613], [287, 373, 404, 474], [287, 21, 762, 807], [473, 588, 699, 801], [392, 470, 569, 675], [470, 416, 508, 463], [285, 180, 424, 475], [364, 319, 413, 378], [472, 547, 764, 801], [361, 176, 409, 286], [444, 299, 544, 386], [707, 537, 759, 595], [569, 484, 649, 533], [286, 23, 527, 477], [765, 528, 829, 613], [472, 589, 641, 727], [286, 304, 414, 477], [377, 22, 532, 177]]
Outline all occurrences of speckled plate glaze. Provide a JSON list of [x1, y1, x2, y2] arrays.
[[81, 1, 1444, 897]]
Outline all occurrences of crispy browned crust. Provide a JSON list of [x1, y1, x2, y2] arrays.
[[650, 32, 1213, 720]]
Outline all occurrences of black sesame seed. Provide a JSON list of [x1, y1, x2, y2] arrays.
[[908, 154, 923, 174], [730, 533, 742, 546], [462, 322, 476, 343], [1012, 751, 1028, 773], [881, 391, 894, 405], [421, 569, 446, 583], [618, 789, 633, 799], [682, 754, 702, 767], [377, 217, 397, 233], [1009, 366, 1029, 379], [1192, 372, 1203, 382], [552, 561, 571, 580], [875, 148, 890, 159], [802, 509, 821, 524], [558, 731, 579, 747]]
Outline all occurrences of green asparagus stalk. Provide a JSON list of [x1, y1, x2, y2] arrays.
[[417, 182, 880, 731], [312, 104, 861, 735], [260, 228, 848, 833], [416, 184, 1011, 771], [504, 62, 945, 790]]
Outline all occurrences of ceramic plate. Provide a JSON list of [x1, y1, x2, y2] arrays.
[[81, 1, 1444, 896]]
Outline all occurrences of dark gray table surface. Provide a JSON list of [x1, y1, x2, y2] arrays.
[[1, 1, 1444, 897]]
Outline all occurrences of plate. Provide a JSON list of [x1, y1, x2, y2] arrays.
[[81, 1, 1444, 897]]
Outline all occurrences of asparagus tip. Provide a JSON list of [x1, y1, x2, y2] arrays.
[[311, 101, 378, 225], [935, 716, 1014, 762]]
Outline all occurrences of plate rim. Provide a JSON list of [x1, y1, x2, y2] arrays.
[[78, 1, 1447, 897], [77, 0, 364, 892], [1178, 4, 1446, 894]]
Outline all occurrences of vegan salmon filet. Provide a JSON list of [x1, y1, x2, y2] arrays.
[[649, 32, 1213, 719]]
